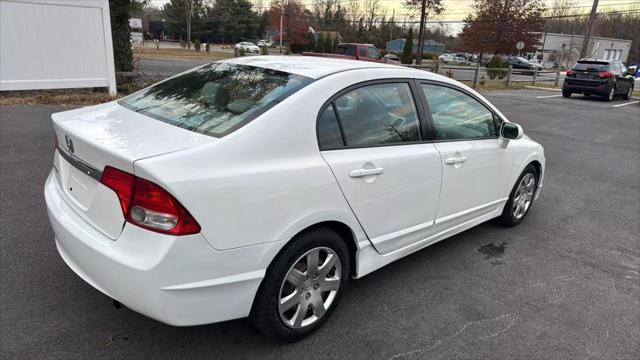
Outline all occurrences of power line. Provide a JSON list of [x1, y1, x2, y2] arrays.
[[156, 8, 640, 25]]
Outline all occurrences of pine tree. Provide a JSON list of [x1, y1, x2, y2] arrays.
[[401, 28, 414, 64]]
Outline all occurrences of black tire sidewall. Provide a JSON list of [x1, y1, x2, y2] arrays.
[[252, 228, 350, 342], [605, 85, 615, 101], [624, 86, 633, 100]]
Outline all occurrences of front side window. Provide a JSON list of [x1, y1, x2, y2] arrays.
[[619, 62, 627, 74], [331, 83, 420, 146], [119, 63, 312, 137], [421, 84, 497, 140], [366, 47, 380, 59]]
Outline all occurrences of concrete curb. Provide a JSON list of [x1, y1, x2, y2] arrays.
[[524, 85, 639, 100], [524, 86, 561, 92]]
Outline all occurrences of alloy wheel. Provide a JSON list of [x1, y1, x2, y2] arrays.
[[278, 247, 341, 329], [512, 173, 536, 220], [608, 87, 615, 101]]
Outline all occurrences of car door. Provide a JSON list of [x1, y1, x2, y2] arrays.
[[318, 81, 443, 255], [418, 82, 514, 230], [615, 61, 632, 93]]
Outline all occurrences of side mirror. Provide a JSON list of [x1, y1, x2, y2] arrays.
[[500, 122, 523, 140]]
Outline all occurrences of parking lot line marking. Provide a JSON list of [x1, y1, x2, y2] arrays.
[[535, 94, 562, 98], [612, 101, 639, 108]]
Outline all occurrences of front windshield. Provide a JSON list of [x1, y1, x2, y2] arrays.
[[119, 62, 313, 137]]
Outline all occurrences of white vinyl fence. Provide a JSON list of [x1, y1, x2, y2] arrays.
[[0, 0, 116, 95]]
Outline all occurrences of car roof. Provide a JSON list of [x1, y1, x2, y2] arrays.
[[578, 59, 613, 63], [225, 55, 422, 79]]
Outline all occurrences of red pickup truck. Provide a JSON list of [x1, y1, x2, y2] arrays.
[[303, 43, 397, 64]]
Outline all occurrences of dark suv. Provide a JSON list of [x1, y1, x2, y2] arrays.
[[563, 59, 635, 101]]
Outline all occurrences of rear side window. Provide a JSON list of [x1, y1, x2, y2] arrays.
[[336, 45, 355, 56], [322, 83, 420, 147], [573, 62, 610, 71], [359, 47, 367, 57], [317, 106, 344, 149], [119, 63, 312, 137]]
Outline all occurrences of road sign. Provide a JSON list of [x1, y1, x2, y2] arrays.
[[129, 18, 142, 29], [516, 41, 525, 50], [131, 32, 143, 44]]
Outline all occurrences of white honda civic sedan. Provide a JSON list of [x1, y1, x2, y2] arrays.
[[45, 56, 545, 341]]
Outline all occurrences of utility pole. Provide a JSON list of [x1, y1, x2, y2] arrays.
[[186, 0, 192, 49], [389, 9, 395, 43], [279, 4, 283, 53], [416, 0, 427, 65], [580, 0, 599, 58]]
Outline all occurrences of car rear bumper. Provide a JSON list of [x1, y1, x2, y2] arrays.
[[45, 170, 283, 326], [563, 79, 610, 94]]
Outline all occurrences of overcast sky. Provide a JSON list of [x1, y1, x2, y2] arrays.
[[147, 0, 635, 21]]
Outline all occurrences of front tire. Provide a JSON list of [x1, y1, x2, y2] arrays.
[[498, 165, 538, 227], [252, 228, 350, 342], [623, 86, 633, 100], [562, 90, 571, 98]]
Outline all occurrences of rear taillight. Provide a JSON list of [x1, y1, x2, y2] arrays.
[[598, 71, 613, 79], [100, 166, 200, 235], [566, 69, 576, 77], [101, 167, 135, 215]]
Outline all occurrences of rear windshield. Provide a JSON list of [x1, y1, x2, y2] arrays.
[[119, 63, 313, 137], [573, 62, 610, 71]]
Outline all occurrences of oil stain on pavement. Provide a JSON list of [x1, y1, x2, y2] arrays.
[[478, 242, 507, 265]]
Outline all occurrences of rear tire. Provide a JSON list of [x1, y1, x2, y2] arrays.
[[605, 85, 616, 102], [562, 90, 571, 98], [497, 165, 538, 227], [252, 228, 350, 342]]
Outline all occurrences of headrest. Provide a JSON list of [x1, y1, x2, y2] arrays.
[[201, 82, 230, 109]]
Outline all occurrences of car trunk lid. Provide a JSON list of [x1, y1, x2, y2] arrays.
[[51, 101, 215, 239]]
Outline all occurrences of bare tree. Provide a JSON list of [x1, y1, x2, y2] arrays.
[[548, 0, 577, 17], [404, 0, 444, 64], [364, 0, 381, 30]]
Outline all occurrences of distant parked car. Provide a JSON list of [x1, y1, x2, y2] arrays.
[[303, 43, 396, 64], [452, 56, 468, 65], [563, 59, 635, 101], [258, 40, 273, 48], [383, 53, 400, 62], [438, 54, 454, 63], [235, 42, 260, 53], [502, 56, 543, 74]]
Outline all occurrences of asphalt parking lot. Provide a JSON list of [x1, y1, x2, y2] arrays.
[[1, 89, 638, 359]]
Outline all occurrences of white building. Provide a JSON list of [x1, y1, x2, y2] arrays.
[[528, 32, 633, 69], [0, 0, 117, 95]]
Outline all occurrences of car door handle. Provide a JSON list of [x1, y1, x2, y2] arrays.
[[445, 156, 467, 165], [349, 167, 384, 178]]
